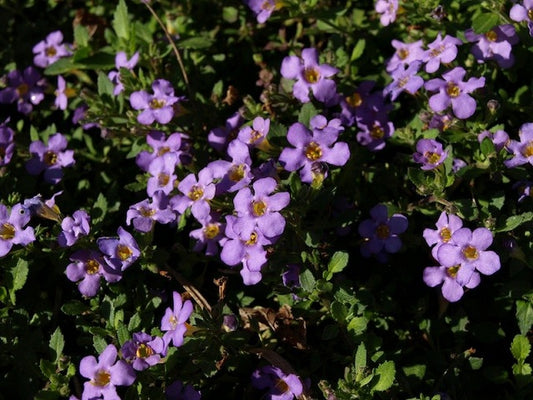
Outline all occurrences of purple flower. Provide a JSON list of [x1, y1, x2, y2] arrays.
[[97, 226, 140, 273], [161, 291, 194, 348], [121, 332, 165, 371], [375, 0, 398, 26], [0, 121, 15, 166], [478, 129, 510, 152], [279, 116, 350, 184], [504, 123, 533, 168], [54, 75, 68, 110], [423, 212, 463, 260], [126, 191, 176, 233], [171, 168, 216, 221], [130, 79, 182, 125], [65, 249, 121, 297], [425, 67, 485, 120], [384, 62, 424, 101], [514, 180, 533, 202], [79, 344, 136, 400], [165, 380, 201, 400], [208, 112, 245, 153], [136, 131, 186, 172], [26, 133, 75, 184], [246, 0, 281, 23], [207, 139, 253, 194], [282, 264, 301, 288], [386, 40, 425, 73], [0, 66, 46, 114], [189, 214, 225, 256], [423, 262, 480, 302], [22, 191, 63, 222], [358, 204, 408, 261], [510, 0, 533, 36], [452, 158, 467, 173], [33, 30, 71, 68], [427, 112, 455, 132], [0, 203, 35, 257], [146, 152, 179, 197], [233, 177, 290, 240], [108, 51, 139, 95], [412, 138, 448, 170], [281, 48, 339, 106], [357, 119, 394, 152], [237, 116, 270, 148], [465, 25, 519, 68], [251, 365, 303, 400], [422, 33, 462, 73], [58, 210, 91, 247]]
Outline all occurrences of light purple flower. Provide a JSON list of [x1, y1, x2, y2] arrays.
[[65, 249, 121, 297], [384, 61, 424, 101], [130, 79, 182, 125], [189, 214, 225, 256], [510, 0, 533, 36], [478, 129, 510, 152], [246, 0, 281, 23], [281, 48, 339, 106], [136, 131, 186, 172], [54, 75, 68, 110], [504, 123, 533, 168], [251, 365, 303, 400], [412, 138, 448, 170], [33, 30, 71, 68], [26, 133, 75, 184], [58, 210, 91, 247], [146, 152, 179, 197], [121, 332, 165, 371], [452, 158, 467, 173], [79, 344, 136, 400], [165, 380, 201, 400], [422, 33, 462, 73], [465, 25, 519, 68], [423, 212, 463, 260], [375, 0, 398, 26], [208, 111, 245, 153], [386, 40, 425, 73], [108, 51, 139, 95], [0, 66, 46, 114], [161, 291, 194, 348], [237, 116, 270, 147], [0, 203, 35, 257], [423, 262, 480, 302], [97, 226, 140, 273], [425, 67, 485, 120], [207, 139, 253, 194], [126, 191, 176, 233], [0, 121, 15, 166], [171, 168, 216, 221]]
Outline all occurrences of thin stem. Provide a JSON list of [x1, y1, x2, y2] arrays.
[[163, 263, 212, 315]]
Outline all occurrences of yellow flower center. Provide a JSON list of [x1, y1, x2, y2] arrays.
[[0, 223, 16, 240], [430, 45, 445, 57], [274, 378, 290, 393], [485, 30, 498, 42], [462, 245, 479, 261], [261, 0, 274, 10], [424, 151, 441, 165], [85, 259, 100, 275], [17, 83, 29, 97], [149, 98, 166, 109], [303, 67, 320, 84], [252, 200, 267, 217], [305, 141, 322, 161], [44, 151, 58, 166], [446, 82, 460, 98], [93, 369, 111, 387], [528, 8, 533, 20], [446, 264, 461, 278], [203, 223, 220, 239], [117, 244, 133, 261], [45, 46, 57, 57], [245, 231, 258, 246], [140, 207, 156, 217], [157, 146, 170, 156], [398, 76, 409, 88], [169, 315, 177, 328], [188, 185, 204, 201], [397, 48, 409, 60], [229, 164, 245, 182], [136, 343, 154, 359], [345, 92, 362, 108], [376, 223, 390, 239], [439, 227, 451, 243], [370, 125, 384, 139], [522, 142, 533, 157], [249, 129, 263, 144], [158, 173, 170, 187]]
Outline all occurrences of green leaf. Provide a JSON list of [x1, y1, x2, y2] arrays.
[[480, 137, 494, 157], [49, 327, 65, 364], [300, 269, 316, 292], [402, 364, 426, 379], [372, 361, 395, 392], [97, 72, 114, 98], [516, 299, 533, 335], [92, 193, 108, 225], [61, 300, 89, 316], [324, 251, 349, 281], [93, 336, 107, 354], [116, 323, 130, 346], [330, 301, 348, 323], [177, 37, 214, 49], [298, 102, 318, 126], [113, 0, 130, 40], [222, 6, 239, 23], [9, 259, 29, 304], [44, 57, 75, 75], [128, 313, 142, 332], [511, 335, 531, 362], [472, 13, 499, 34], [39, 359, 56, 378], [355, 342, 367, 371], [347, 316, 368, 335], [350, 39, 366, 61], [74, 24, 90, 48], [495, 212, 533, 232]]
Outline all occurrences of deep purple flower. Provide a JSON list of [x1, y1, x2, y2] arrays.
[[465, 25, 519, 68], [281, 48, 339, 106], [121, 332, 165, 371], [338, 81, 390, 127], [375, 0, 398, 26], [54, 75, 68, 110], [423, 211, 463, 260], [0, 66, 46, 114], [282, 264, 301, 288], [130, 79, 182, 125], [126, 191, 176, 233], [425, 67, 485, 119], [26, 133, 75, 184], [0, 203, 35, 257], [189, 214, 225, 256], [412, 138, 448, 170], [136, 131, 186, 172], [58, 210, 90, 247], [384, 61, 424, 101], [356, 119, 394, 152], [478, 129, 510, 152], [514, 180, 533, 202], [65, 249, 121, 297], [161, 291, 194, 348], [504, 123, 533, 168], [237, 116, 270, 148], [146, 152, 179, 197], [358, 204, 408, 261], [427, 112, 455, 132], [165, 380, 201, 400], [171, 168, 216, 221], [208, 111, 245, 153], [97, 226, 140, 273], [510, 0, 533, 36], [33, 30, 71, 68], [79, 344, 135, 400], [246, 0, 281, 23], [108, 51, 139, 95], [279, 116, 350, 184], [251, 365, 303, 400], [0, 121, 15, 166], [422, 33, 462, 73], [386, 40, 425, 73]]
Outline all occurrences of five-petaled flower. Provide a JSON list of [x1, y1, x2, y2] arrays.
[[412, 138, 448, 170], [0, 203, 36, 258], [504, 123, 533, 168], [33, 30, 71, 68], [26, 133, 75, 184], [130, 79, 183, 125], [161, 291, 194, 348]]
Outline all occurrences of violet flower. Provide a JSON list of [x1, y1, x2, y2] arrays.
[[126, 191, 176, 233], [465, 25, 519, 69], [425, 67, 485, 120], [504, 123, 533, 168], [130, 79, 182, 125], [165, 380, 201, 400], [237, 116, 270, 148], [0, 203, 36, 257], [386, 39, 425, 73], [478, 129, 510, 152], [121, 332, 165, 371], [510, 0, 533, 36], [146, 152, 179, 197], [246, 0, 281, 23], [33, 30, 71, 68], [161, 291, 194, 348], [423, 211, 463, 260], [171, 168, 216, 221], [281, 48, 339, 106], [423, 262, 480, 302], [251, 365, 303, 400], [79, 344, 136, 400], [0, 121, 15, 167], [26, 133, 75, 184], [58, 210, 91, 247], [514, 180, 533, 202], [136, 131, 185, 172], [375, 0, 398, 26], [189, 214, 225, 256], [108, 51, 139, 95], [54, 75, 68, 110], [207, 139, 253, 194], [208, 111, 245, 153], [0, 66, 46, 114], [422, 33, 462, 73], [452, 158, 467, 173], [412, 138, 448, 170], [384, 61, 424, 101], [97, 226, 140, 273], [282, 264, 301, 289]]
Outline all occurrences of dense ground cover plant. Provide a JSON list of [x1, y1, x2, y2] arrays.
[[1, 0, 533, 399]]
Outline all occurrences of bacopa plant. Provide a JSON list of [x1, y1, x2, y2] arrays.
[[1, 1, 533, 399]]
